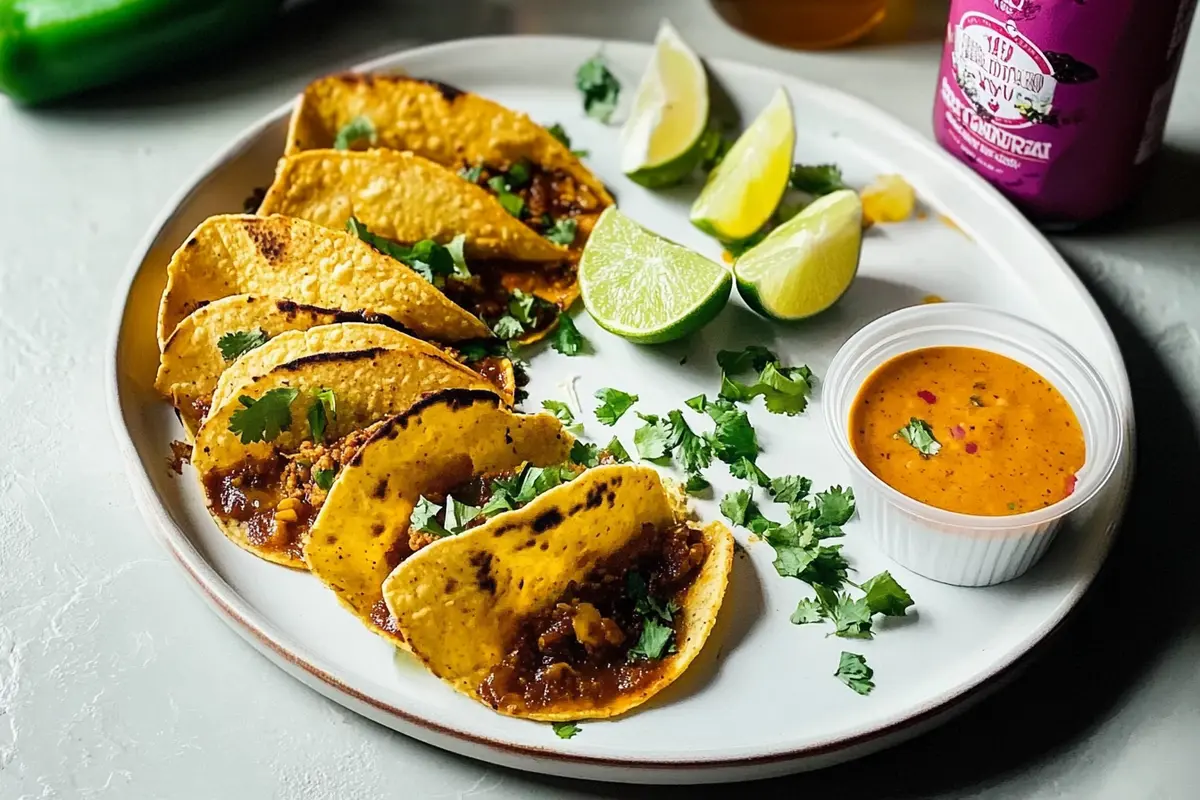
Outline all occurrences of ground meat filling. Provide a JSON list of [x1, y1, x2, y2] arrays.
[[201, 428, 375, 560], [441, 261, 575, 336], [462, 162, 603, 237], [477, 522, 708, 714]]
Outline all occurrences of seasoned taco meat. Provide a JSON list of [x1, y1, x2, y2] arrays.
[[478, 521, 708, 714]]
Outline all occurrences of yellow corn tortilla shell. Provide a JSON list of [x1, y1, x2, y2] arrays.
[[382, 465, 735, 721], [305, 389, 574, 646], [284, 74, 613, 205], [192, 342, 497, 569], [258, 149, 567, 263], [156, 297, 401, 438], [157, 214, 490, 349]]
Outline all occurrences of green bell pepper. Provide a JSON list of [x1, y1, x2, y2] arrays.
[[0, 0, 281, 105]]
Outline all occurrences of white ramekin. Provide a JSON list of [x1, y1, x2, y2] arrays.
[[823, 303, 1123, 587]]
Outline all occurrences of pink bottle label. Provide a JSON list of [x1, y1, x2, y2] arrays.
[[933, 0, 1197, 224]]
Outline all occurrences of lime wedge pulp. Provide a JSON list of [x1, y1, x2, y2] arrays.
[[690, 86, 796, 242], [619, 20, 710, 188], [734, 189, 863, 321], [580, 207, 732, 343]]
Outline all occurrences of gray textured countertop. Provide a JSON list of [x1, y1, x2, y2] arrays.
[[2, 0, 1198, 796]]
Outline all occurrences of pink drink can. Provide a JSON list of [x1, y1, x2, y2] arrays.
[[933, 0, 1197, 227]]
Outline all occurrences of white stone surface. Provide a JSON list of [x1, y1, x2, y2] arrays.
[[1, 0, 1197, 797]]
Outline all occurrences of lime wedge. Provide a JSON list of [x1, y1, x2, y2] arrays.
[[690, 87, 795, 242], [580, 207, 731, 343], [619, 20, 710, 188], [734, 189, 863, 321]]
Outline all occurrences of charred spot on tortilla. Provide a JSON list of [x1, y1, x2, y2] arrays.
[[420, 78, 465, 102], [186, 238, 198, 248], [585, 482, 607, 510], [470, 551, 496, 593], [505, 430, 514, 445], [446, 578, 459, 592], [271, 298, 412, 334], [372, 478, 389, 499], [606, 491, 616, 507], [279, 346, 390, 371], [243, 218, 288, 263], [350, 389, 506, 465], [370, 523, 385, 537], [532, 508, 563, 534]]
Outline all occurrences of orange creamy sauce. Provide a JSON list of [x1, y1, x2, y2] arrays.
[[849, 346, 1085, 516]]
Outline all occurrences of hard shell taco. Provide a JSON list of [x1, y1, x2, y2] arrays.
[[305, 389, 576, 645], [156, 213, 490, 349], [156, 299, 514, 438], [190, 325, 497, 569], [381, 464, 734, 721], [256, 150, 581, 342], [284, 74, 613, 247]]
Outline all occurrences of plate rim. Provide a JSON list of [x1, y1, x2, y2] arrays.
[[105, 34, 1137, 777]]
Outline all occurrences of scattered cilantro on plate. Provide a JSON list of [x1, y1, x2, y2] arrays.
[[835, 652, 875, 695], [228, 387, 298, 444], [594, 387, 638, 425], [789, 163, 848, 196], [217, 329, 268, 362], [633, 413, 672, 461], [717, 346, 814, 416], [550, 312, 586, 356], [729, 456, 771, 488], [552, 721, 581, 739], [570, 440, 599, 467], [409, 495, 450, 538], [575, 54, 621, 122], [604, 437, 632, 463]]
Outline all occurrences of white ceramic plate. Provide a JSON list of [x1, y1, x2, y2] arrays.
[[107, 36, 1135, 784]]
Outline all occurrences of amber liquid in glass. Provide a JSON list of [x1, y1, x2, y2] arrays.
[[712, 0, 889, 49]]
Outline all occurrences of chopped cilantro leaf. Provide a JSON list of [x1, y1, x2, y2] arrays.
[[544, 217, 578, 246], [633, 413, 672, 461], [443, 495, 482, 534], [458, 164, 483, 183], [835, 651, 874, 696], [790, 164, 848, 196], [345, 217, 468, 284], [515, 464, 576, 505], [628, 617, 674, 661], [895, 418, 941, 457], [491, 315, 526, 340], [860, 571, 914, 617], [575, 55, 621, 122], [685, 472, 710, 493], [508, 290, 537, 325], [666, 410, 712, 474], [729, 456, 771, 488], [717, 346, 779, 375], [764, 520, 818, 577], [552, 721, 581, 739], [217, 329, 268, 362], [698, 127, 734, 172], [228, 388, 298, 444], [542, 400, 582, 435], [685, 394, 708, 412], [770, 474, 812, 503], [307, 387, 337, 443], [824, 589, 873, 639], [505, 160, 532, 189], [790, 598, 826, 625], [593, 387, 638, 425], [719, 488, 754, 527], [494, 187, 525, 218], [801, 544, 850, 591], [814, 486, 856, 527], [701, 399, 759, 464], [333, 115, 377, 150], [550, 312, 586, 356], [410, 496, 449, 538], [604, 437, 631, 463], [570, 440, 599, 467], [480, 491, 515, 518], [313, 468, 336, 492], [546, 122, 571, 148]]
